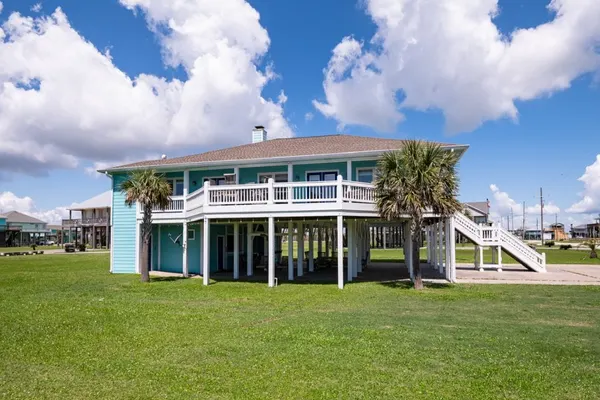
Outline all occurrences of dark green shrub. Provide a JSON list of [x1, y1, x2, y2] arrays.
[[546, 241, 555, 247], [559, 244, 572, 250]]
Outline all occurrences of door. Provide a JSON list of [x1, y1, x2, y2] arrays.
[[217, 236, 225, 271], [307, 171, 337, 200]]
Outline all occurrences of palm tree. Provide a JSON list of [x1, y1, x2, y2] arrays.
[[375, 140, 462, 289], [121, 170, 172, 282], [583, 239, 598, 259]]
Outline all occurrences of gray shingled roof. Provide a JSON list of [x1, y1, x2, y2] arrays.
[[4, 211, 46, 224], [465, 201, 490, 215], [69, 191, 111, 211], [105, 134, 463, 171]]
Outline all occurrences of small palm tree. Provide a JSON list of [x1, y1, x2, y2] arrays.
[[583, 239, 598, 259], [121, 170, 172, 282], [375, 140, 462, 289]]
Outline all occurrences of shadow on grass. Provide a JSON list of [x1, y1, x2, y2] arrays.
[[150, 276, 190, 282], [378, 280, 453, 290]]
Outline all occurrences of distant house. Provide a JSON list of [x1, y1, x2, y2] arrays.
[[463, 201, 490, 225], [588, 222, 600, 239], [62, 191, 111, 248], [0, 211, 49, 247], [549, 223, 568, 241], [571, 224, 588, 238]]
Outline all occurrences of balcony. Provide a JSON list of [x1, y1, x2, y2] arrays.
[[62, 217, 110, 227], [142, 177, 378, 221]]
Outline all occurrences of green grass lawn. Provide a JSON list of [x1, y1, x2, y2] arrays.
[[1, 254, 599, 399], [0, 245, 61, 253]]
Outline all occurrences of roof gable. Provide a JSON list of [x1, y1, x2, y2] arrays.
[[5, 211, 46, 224], [70, 191, 112, 211]]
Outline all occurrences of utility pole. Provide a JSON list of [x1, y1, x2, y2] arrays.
[[540, 187, 544, 245], [511, 208, 514, 233], [522, 201, 526, 240]]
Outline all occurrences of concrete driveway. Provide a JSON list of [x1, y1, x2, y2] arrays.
[[456, 264, 600, 285]]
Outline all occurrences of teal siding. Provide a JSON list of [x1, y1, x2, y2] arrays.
[[351, 160, 378, 181], [151, 225, 159, 269], [112, 173, 137, 273], [189, 168, 234, 193], [0, 218, 6, 229], [159, 225, 183, 273], [211, 225, 227, 272], [239, 165, 287, 184], [188, 224, 202, 274], [292, 162, 347, 181]]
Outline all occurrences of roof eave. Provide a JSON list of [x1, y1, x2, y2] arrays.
[[99, 144, 469, 174]]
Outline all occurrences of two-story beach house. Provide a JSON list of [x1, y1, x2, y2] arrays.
[[101, 127, 546, 289]]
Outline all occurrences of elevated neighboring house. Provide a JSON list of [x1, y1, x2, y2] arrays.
[[571, 224, 588, 239], [588, 222, 600, 239], [549, 223, 568, 241], [463, 201, 490, 225], [62, 191, 111, 248], [0, 214, 6, 247], [100, 127, 546, 288], [0, 211, 49, 247]]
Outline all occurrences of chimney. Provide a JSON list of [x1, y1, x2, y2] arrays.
[[252, 125, 267, 144]]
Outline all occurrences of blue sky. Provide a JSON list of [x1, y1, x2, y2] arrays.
[[0, 0, 599, 228]]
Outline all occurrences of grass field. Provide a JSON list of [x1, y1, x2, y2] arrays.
[[1, 253, 599, 399], [0, 245, 61, 253]]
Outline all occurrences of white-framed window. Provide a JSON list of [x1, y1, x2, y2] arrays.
[[203, 177, 226, 186], [356, 168, 375, 183], [258, 173, 288, 183], [306, 171, 337, 181], [167, 179, 184, 196], [187, 229, 195, 240]]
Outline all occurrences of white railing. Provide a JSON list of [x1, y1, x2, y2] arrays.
[[343, 181, 375, 203], [152, 196, 184, 212], [453, 212, 545, 272], [194, 176, 374, 207], [186, 188, 205, 216]]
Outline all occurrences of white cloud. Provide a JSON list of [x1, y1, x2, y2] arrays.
[[0, 191, 75, 225], [31, 3, 42, 13], [0, 2, 292, 178], [304, 112, 314, 122], [489, 184, 562, 229], [567, 154, 600, 214], [489, 184, 520, 216], [315, 0, 600, 133]]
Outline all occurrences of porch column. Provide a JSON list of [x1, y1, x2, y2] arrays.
[[478, 246, 484, 271], [268, 217, 275, 287], [157, 225, 161, 271], [183, 170, 189, 210], [347, 220, 354, 282], [496, 246, 503, 272], [383, 227, 387, 249], [182, 221, 189, 277], [353, 222, 359, 277], [325, 226, 330, 257], [202, 217, 210, 285], [357, 223, 363, 274], [446, 217, 456, 282], [233, 222, 239, 280], [438, 221, 444, 273], [426, 226, 431, 264], [308, 223, 314, 272], [405, 222, 414, 280], [317, 224, 322, 258], [92, 209, 97, 249], [297, 224, 304, 277], [337, 215, 344, 289], [246, 222, 253, 276], [288, 221, 294, 281]]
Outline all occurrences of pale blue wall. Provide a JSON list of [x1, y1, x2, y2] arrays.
[[189, 168, 234, 193], [112, 173, 137, 273], [239, 165, 287, 184], [292, 162, 348, 181], [351, 160, 378, 181]]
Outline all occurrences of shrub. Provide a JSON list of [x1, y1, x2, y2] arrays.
[[78, 244, 86, 252], [546, 241, 555, 247], [559, 244, 572, 250]]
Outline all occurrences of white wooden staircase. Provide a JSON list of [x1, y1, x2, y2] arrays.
[[453, 212, 546, 272]]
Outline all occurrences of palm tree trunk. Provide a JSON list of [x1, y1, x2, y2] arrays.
[[412, 237, 423, 289], [140, 238, 150, 282]]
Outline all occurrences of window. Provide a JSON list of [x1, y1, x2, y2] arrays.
[[187, 229, 195, 240], [168, 179, 184, 196], [203, 177, 226, 186], [357, 168, 374, 183], [258, 173, 288, 183], [306, 171, 337, 181]]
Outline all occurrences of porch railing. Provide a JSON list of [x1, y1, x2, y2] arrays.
[[198, 176, 375, 207]]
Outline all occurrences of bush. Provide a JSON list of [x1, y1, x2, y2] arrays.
[[559, 244, 572, 250], [78, 244, 86, 252], [546, 241, 555, 247]]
